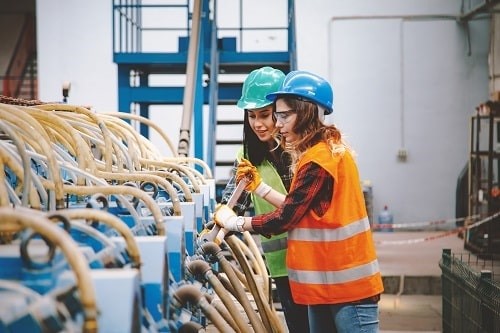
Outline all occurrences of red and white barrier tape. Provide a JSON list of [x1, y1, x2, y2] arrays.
[[371, 215, 478, 230], [374, 211, 500, 245]]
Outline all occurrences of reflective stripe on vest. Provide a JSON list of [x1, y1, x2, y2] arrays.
[[289, 217, 370, 242], [288, 259, 380, 284], [261, 236, 287, 252]]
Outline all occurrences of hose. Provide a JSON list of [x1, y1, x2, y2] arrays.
[[138, 159, 202, 193], [0, 279, 43, 303], [35, 104, 116, 173], [242, 231, 270, 300], [0, 122, 33, 206], [164, 156, 213, 179], [0, 142, 43, 209], [102, 111, 178, 157], [137, 170, 193, 202], [60, 184, 166, 235], [25, 106, 98, 177], [187, 259, 251, 333], [96, 171, 182, 216], [173, 284, 233, 332], [226, 235, 285, 333], [0, 206, 98, 333], [204, 293, 239, 332], [0, 104, 64, 209], [199, 242, 266, 333], [20, 147, 143, 226], [49, 208, 142, 270]]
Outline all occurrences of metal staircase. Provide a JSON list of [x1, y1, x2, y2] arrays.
[[112, 0, 296, 182]]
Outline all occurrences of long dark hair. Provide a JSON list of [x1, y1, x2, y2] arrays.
[[242, 110, 291, 169]]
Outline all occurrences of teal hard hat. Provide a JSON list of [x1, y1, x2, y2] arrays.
[[266, 70, 334, 114], [237, 66, 285, 110]]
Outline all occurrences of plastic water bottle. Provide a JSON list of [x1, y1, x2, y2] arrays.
[[377, 205, 393, 232]]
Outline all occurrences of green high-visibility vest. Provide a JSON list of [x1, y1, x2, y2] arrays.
[[238, 149, 288, 277]]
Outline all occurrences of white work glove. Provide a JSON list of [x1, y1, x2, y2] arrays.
[[213, 204, 245, 232]]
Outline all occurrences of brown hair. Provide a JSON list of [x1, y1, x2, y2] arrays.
[[276, 96, 344, 165]]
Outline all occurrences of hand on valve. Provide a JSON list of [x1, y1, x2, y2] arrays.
[[213, 204, 245, 232], [236, 158, 272, 198]]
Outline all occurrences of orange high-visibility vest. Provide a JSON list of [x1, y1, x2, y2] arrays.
[[287, 142, 384, 305]]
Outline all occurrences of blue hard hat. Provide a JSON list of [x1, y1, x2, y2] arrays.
[[266, 70, 334, 114]]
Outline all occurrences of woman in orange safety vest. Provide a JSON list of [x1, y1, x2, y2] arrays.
[[214, 70, 384, 332]]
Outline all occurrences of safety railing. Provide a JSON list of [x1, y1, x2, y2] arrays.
[[440, 249, 500, 332], [112, 0, 294, 55]]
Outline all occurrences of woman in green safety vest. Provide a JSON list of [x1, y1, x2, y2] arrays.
[[220, 66, 309, 333]]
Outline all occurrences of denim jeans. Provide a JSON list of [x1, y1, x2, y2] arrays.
[[274, 276, 310, 333], [308, 303, 379, 333]]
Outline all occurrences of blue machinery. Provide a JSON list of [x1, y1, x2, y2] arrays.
[[0, 1, 296, 332]]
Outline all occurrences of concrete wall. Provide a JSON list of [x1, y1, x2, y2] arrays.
[[36, 0, 491, 225]]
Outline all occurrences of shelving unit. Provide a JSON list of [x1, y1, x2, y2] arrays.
[[467, 101, 500, 257]]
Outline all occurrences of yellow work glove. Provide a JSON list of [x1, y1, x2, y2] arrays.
[[236, 158, 272, 197], [213, 204, 245, 232]]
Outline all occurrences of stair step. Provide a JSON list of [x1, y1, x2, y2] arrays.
[[216, 161, 236, 167], [216, 140, 241, 145], [217, 120, 243, 125]]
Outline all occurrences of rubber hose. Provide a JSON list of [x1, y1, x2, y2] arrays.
[[164, 156, 213, 179], [178, 321, 206, 333], [0, 122, 33, 206], [102, 111, 178, 157], [0, 105, 64, 209], [204, 293, 239, 332], [188, 259, 251, 333], [199, 242, 266, 333], [0, 206, 98, 333], [60, 184, 165, 235], [0, 142, 45, 209], [242, 231, 270, 300], [226, 235, 285, 333], [36, 104, 115, 173], [173, 284, 233, 332], [53, 208, 142, 269], [137, 159, 201, 193], [96, 171, 182, 216], [137, 170, 193, 202], [25, 107, 97, 176]]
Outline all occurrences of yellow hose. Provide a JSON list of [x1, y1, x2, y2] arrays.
[[95, 171, 182, 216], [138, 159, 201, 193], [24, 107, 97, 178], [101, 111, 178, 157], [0, 123, 33, 207], [164, 156, 213, 179], [0, 206, 98, 333], [136, 170, 193, 202], [50, 208, 142, 269], [226, 235, 285, 333], [35, 104, 115, 173], [59, 184, 166, 235], [241, 232, 270, 300], [199, 242, 266, 333], [0, 104, 65, 209], [188, 259, 251, 333]]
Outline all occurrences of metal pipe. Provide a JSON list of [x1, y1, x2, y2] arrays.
[[178, 0, 203, 157]]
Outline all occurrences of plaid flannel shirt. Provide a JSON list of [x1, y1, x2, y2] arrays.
[[252, 162, 333, 237]]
